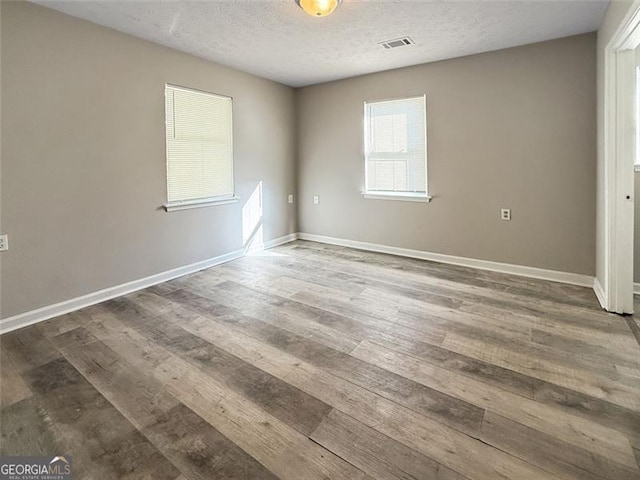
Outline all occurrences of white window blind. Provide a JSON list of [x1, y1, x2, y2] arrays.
[[165, 84, 234, 207], [364, 95, 427, 195]]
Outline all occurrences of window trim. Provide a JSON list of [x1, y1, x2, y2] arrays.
[[163, 195, 239, 212], [164, 83, 235, 212], [361, 191, 432, 202], [363, 94, 428, 199]]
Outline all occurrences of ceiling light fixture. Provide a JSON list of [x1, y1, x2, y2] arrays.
[[295, 0, 342, 18]]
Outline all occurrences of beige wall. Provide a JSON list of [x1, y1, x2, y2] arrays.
[[595, 0, 635, 294], [297, 34, 596, 275], [1, 1, 297, 318], [1, 1, 603, 319]]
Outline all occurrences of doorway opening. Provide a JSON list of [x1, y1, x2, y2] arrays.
[[601, 3, 640, 314]]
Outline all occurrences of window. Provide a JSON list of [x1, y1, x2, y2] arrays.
[[164, 84, 236, 211], [363, 95, 429, 201]]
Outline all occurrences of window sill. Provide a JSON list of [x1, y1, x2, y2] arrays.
[[164, 196, 239, 212], [362, 192, 432, 203]]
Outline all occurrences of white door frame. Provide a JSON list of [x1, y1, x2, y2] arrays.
[[603, 2, 640, 313]]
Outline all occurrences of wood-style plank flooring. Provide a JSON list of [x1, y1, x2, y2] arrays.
[[2, 240, 640, 480]]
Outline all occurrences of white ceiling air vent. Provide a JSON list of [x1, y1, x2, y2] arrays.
[[379, 37, 415, 50]]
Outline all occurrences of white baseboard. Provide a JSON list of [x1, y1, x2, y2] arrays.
[[2, 230, 599, 335], [593, 277, 607, 309], [297, 232, 595, 288], [245, 232, 299, 254], [0, 233, 299, 335]]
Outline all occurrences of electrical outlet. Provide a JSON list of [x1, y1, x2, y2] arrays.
[[0, 234, 8, 251], [500, 208, 511, 221], [288, 194, 294, 204], [313, 195, 319, 205]]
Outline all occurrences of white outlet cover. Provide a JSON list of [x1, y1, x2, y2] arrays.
[[313, 195, 319, 204]]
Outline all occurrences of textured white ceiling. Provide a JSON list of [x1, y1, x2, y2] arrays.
[[33, 1, 609, 87]]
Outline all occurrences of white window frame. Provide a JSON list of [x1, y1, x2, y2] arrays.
[[362, 95, 431, 202], [163, 84, 238, 212]]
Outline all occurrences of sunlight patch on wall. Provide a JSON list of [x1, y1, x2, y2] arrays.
[[242, 181, 264, 252]]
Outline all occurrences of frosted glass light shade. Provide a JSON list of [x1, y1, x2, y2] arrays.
[[296, 0, 342, 17]]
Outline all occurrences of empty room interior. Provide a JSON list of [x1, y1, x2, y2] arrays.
[[3, 0, 640, 478]]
